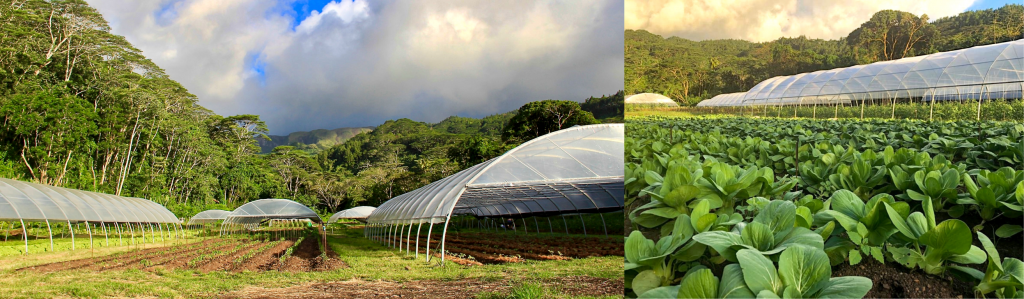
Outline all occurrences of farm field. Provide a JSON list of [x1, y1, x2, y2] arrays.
[[625, 115, 1023, 298], [0, 227, 623, 298]]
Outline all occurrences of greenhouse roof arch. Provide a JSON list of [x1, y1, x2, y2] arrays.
[[187, 209, 231, 225], [367, 123, 624, 225], [0, 178, 179, 224], [222, 198, 322, 225], [329, 206, 376, 222], [697, 40, 1023, 107], [625, 93, 679, 106]]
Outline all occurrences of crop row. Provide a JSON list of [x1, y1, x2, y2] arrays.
[[628, 116, 1023, 170]]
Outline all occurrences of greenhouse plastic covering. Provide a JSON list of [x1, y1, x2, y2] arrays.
[[328, 206, 376, 222], [0, 177, 179, 223], [625, 93, 679, 106], [367, 124, 624, 225], [187, 209, 230, 225], [698, 40, 1023, 107], [222, 198, 322, 225], [696, 92, 747, 107]]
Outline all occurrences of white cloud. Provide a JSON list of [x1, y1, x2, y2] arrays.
[[86, 0, 623, 134], [625, 0, 978, 42]]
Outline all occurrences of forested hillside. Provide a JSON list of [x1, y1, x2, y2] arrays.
[[625, 4, 1024, 105], [0, 0, 619, 218], [258, 127, 373, 153]]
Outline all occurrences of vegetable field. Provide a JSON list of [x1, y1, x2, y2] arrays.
[[625, 115, 1023, 298]]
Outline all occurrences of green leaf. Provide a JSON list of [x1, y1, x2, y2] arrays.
[[849, 250, 862, 265], [948, 245, 986, 264], [737, 249, 783, 295], [823, 210, 859, 232], [754, 200, 797, 238], [815, 276, 873, 299], [756, 290, 781, 299], [626, 231, 655, 264], [693, 231, 744, 260], [742, 222, 776, 252], [664, 185, 700, 208], [634, 213, 671, 228], [829, 190, 865, 220], [905, 212, 930, 240], [884, 202, 917, 240], [978, 232, 1002, 271], [642, 207, 681, 219], [678, 268, 719, 299], [778, 246, 831, 298], [948, 265, 986, 281], [638, 286, 679, 298], [907, 189, 931, 202], [1004, 258, 1024, 285], [632, 270, 661, 297], [795, 206, 813, 228], [870, 246, 885, 264], [996, 225, 1024, 238], [719, 264, 755, 298], [645, 170, 664, 186], [919, 219, 973, 256]]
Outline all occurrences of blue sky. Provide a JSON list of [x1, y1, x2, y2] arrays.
[[968, 0, 1020, 11]]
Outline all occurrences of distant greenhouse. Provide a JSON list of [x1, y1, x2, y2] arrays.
[[697, 39, 1023, 107], [625, 93, 679, 106], [329, 206, 376, 222]]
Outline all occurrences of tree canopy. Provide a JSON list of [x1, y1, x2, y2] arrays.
[[625, 4, 1024, 106]]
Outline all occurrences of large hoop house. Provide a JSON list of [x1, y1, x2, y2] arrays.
[[625, 93, 679, 106], [187, 210, 230, 225], [696, 40, 1023, 107], [221, 199, 321, 233], [328, 206, 376, 222], [696, 92, 747, 107], [365, 124, 624, 262], [0, 178, 180, 253]]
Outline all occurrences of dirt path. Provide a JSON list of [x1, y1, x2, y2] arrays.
[[219, 276, 623, 299]]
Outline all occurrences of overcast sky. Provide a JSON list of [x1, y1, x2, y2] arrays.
[[87, 0, 624, 134], [625, 0, 1009, 42]]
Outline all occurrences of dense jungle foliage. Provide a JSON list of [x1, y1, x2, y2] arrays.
[[0, 0, 621, 218], [625, 4, 1024, 105]]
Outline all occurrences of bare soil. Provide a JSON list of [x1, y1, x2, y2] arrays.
[[833, 259, 973, 298], [17, 237, 346, 273], [219, 276, 623, 299], [385, 232, 622, 265]]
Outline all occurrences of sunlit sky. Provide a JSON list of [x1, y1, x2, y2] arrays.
[[625, 0, 1014, 42], [88, 0, 624, 134]]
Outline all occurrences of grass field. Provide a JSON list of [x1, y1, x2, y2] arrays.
[[0, 227, 623, 298]]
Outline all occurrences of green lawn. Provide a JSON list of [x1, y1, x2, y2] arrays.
[[0, 227, 622, 298]]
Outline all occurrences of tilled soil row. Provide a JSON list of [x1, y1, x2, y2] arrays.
[[96, 240, 247, 271], [444, 242, 570, 261], [196, 241, 270, 272], [454, 233, 624, 255], [18, 238, 226, 273], [106, 240, 246, 271], [274, 236, 347, 272], [395, 235, 615, 263], [444, 236, 621, 257]]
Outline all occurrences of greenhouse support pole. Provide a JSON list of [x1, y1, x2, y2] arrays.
[[415, 222, 422, 259], [561, 215, 568, 234], [20, 219, 27, 254], [150, 223, 155, 243], [977, 96, 983, 121], [521, 218, 528, 234], [547, 217, 553, 234], [86, 222, 92, 249], [599, 213, 608, 237], [68, 220, 75, 250], [579, 214, 587, 236], [534, 217, 540, 234], [425, 223, 435, 262], [406, 221, 414, 254], [45, 220, 53, 252], [128, 222, 135, 246], [101, 222, 109, 246], [116, 223, 122, 246]]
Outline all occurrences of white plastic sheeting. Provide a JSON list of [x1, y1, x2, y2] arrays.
[[696, 92, 748, 107], [222, 198, 322, 225], [364, 124, 623, 262], [699, 40, 1023, 107], [625, 93, 679, 106], [0, 178, 179, 223], [187, 210, 230, 225], [328, 206, 377, 222], [367, 124, 624, 225]]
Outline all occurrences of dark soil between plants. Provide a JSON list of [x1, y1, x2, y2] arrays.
[[218, 275, 623, 299], [833, 259, 974, 298]]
